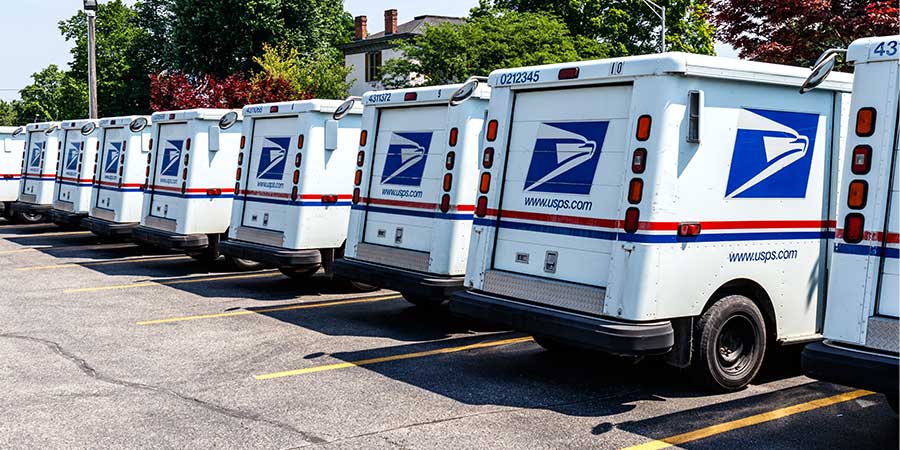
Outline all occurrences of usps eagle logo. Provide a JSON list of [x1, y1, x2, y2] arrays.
[[256, 137, 291, 180], [160, 140, 184, 177], [105, 142, 123, 175], [725, 109, 820, 198], [29, 142, 45, 169], [524, 121, 609, 195], [380, 132, 433, 186], [65, 142, 83, 172]]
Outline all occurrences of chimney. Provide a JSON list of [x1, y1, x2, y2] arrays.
[[354, 15, 367, 40], [384, 9, 398, 35]]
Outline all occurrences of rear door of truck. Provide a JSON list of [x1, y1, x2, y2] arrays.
[[148, 122, 188, 219], [362, 105, 448, 253], [57, 129, 82, 203], [93, 126, 125, 210], [492, 85, 633, 287], [238, 115, 297, 234], [22, 131, 47, 196]]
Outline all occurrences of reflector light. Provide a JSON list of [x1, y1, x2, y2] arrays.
[[851, 145, 871, 174], [445, 151, 455, 170], [443, 173, 452, 192], [357, 151, 365, 167], [118, 166, 124, 176], [237, 153, 243, 165], [624, 207, 640, 233], [636, 115, 652, 141], [96, 141, 100, 150], [322, 194, 338, 203], [352, 187, 361, 204], [295, 153, 302, 167], [206, 188, 221, 196], [292, 170, 300, 184], [181, 182, 186, 194], [404, 92, 418, 101], [240, 136, 245, 149], [440, 194, 450, 213], [486, 120, 498, 141], [632, 148, 647, 173], [479, 172, 491, 193], [291, 186, 298, 201], [234, 182, 240, 195], [847, 180, 868, 209], [149, 138, 154, 150], [475, 196, 488, 217], [449, 128, 459, 147], [235, 167, 242, 181], [359, 130, 368, 146], [169, 113, 175, 120], [354, 169, 362, 186], [482, 148, 494, 168], [678, 222, 702, 237], [183, 154, 189, 166], [628, 178, 643, 204], [843, 213, 864, 243], [558, 67, 579, 80], [297, 134, 304, 149], [181, 168, 187, 179], [856, 107, 876, 137], [145, 165, 150, 177], [270, 105, 279, 113]]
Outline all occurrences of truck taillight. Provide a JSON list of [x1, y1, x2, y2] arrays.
[[443, 173, 452, 192], [851, 145, 871, 174], [235, 167, 241, 181], [632, 148, 647, 173], [636, 115, 652, 141], [354, 169, 362, 186], [240, 136, 245, 149], [181, 182, 186, 194], [206, 188, 221, 196], [118, 165, 124, 176], [843, 213, 864, 243], [291, 186, 298, 201], [482, 148, 494, 168], [237, 153, 243, 165], [440, 194, 450, 213], [322, 194, 338, 203], [292, 170, 300, 184], [297, 134, 304, 149], [352, 188, 360, 204], [628, 178, 643, 204], [146, 165, 151, 177], [270, 105, 279, 113], [558, 67, 579, 80], [294, 154, 302, 167], [148, 138, 153, 150], [623, 207, 640, 233], [96, 141, 100, 150], [359, 130, 368, 146], [445, 151, 455, 170], [185, 138, 191, 150], [475, 196, 488, 217], [234, 182, 240, 195], [847, 180, 868, 209], [856, 107, 876, 137], [183, 154, 189, 166], [678, 222, 701, 237], [404, 92, 418, 101], [181, 168, 187, 179], [479, 172, 491, 193], [449, 128, 458, 147], [486, 120, 498, 141], [357, 151, 365, 167]]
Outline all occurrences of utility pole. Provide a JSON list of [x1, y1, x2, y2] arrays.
[[640, 0, 666, 53], [84, 0, 99, 119]]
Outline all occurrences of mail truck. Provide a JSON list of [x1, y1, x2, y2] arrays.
[[11, 122, 62, 223], [0, 126, 26, 221], [49, 119, 101, 227]]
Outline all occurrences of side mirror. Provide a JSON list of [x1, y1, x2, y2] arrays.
[[325, 119, 338, 151], [450, 76, 488, 106], [800, 49, 844, 94], [208, 125, 220, 152]]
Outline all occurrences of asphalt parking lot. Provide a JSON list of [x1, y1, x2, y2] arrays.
[[1, 220, 897, 450]]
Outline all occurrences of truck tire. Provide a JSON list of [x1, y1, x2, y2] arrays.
[[402, 293, 444, 308], [226, 256, 264, 271], [336, 277, 378, 293], [14, 211, 46, 224], [279, 266, 319, 280], [690, 294, 766, 392], [533, 335, 578, 353]]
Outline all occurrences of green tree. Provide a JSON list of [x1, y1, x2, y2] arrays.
[[16, 66, 88, 123], [0, 100, 20, 126], [252, 43, 352, 100], [473, 0, 715, 56], [381, 11, 583, 88]]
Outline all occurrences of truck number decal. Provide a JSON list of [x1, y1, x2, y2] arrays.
[[609, 62, 624, 75], [497, 71, 540, 86], [245, 106, 264, 114], [872, 40, 899, 58], [368, 93, 392, 103]]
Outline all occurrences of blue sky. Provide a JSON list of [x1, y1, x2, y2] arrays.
[[0, 0, 734, 102]]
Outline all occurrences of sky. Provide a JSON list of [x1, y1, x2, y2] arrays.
[[0, 0, 736, 102]]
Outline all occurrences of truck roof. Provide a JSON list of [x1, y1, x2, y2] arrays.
[[362, 82, 491, 107], [488, 52, 854, 92], [59, 118, 98, 130], [847, 35, 900, 65], [242, 99, 363, 117], [0, 126, 24, 135], [99, 115, 151, 128], [150, 108, 240, 123], [25, 121, 60, 132]]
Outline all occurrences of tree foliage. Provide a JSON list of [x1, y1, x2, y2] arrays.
[[16, 66, 88, 123], [0, 101, 20, 127], [712, 0, 899, 67]]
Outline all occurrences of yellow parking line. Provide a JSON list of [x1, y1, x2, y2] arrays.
[[17, 255, 189, 271], [619, 389, 874, 450], [64, 271, 281, 294], [255, 336, 534, 380], [136, 294, 403, 325], [3, 231, 91, 238]]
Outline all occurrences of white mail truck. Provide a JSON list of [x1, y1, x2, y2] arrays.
[[82, 116, 152, 237], [132, 109, 257, 268], [11, 122, 62, 223], [49, 119, 101, 228], [332, 81, 491, 306], [800, 35, 900, 411], [219, 100, 366, 280], [0, 126, 26, 221], [450, 53, 853, 391]]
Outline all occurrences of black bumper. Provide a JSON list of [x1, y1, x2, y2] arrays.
[[802, 341, 899, 396], [10, 202, 53, 214], [81, 216, 138, 237], [220, 239, 322, 268], [49, 209, 87, 227], [132, 225, 208, 251], [333, 258, 464, 299], [450, 290, 674, 355]]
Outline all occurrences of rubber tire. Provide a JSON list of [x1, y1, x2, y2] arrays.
[[533, 335, 578, 353], [402, 293, 445, 308], [337, 277, 379, 293], [226, 256, 264, 271], [14, 211, 46, 224], [1, 203, 13, 220], [689, 295, 767, 392], [886, 394, 899, 414], [279, 266, 319, 279]]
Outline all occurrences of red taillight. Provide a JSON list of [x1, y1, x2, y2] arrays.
[[856, 107, 876, 137], [291, 186, 298, 201], [624, 207, 640, 233], [234, 182, 240, 195], [148, 138, 153, 150], [359, 130, 368, 146], [482, 147, 494, 168], [486, 120, 498, 141], [404, 92, 418, 101], [96, 141, 100, 150], [628, 178, 643, 204], [558, 67, 579, 79], [185, 138, 191, 150], [297, 134, 304, 149], [235, 167, 242, 181], [118, 165, 124, 176], [270, 105, 279, 113], [479, 172, 491, 193], [294, 153, 302, 167], [445, 151, 455, 170], [636, 115, 651, 141], [145, 165, 151, 177], [475, 196, 488, 217], [168, 113, 175, 120], [181, 168, 187, 179], [322, 194, 338, 203], [357, 151, 365, 167], [240, 136, 245, 149], [632, 148, 647, 174], [851, 145, 872, 174], [181, 182, 186, 194], [843, 213, 864, 243], [354, 169, 362, 186], [206, 188, 221, 196], [352, 187, 361, 204], [237, 152, 243, 165], [847, 180, 868, 209], [449, 128, 459, 147], [440, 194, 450, 213], [292, 170, 300, 184], [678, 222, 701, 237], [183, 153, 189, 166], [443, 173, 452, 192]]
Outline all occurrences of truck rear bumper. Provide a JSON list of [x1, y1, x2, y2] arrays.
[[10, 202, 53, 214], [802, 341, 899, 396], [449, 290, 674, 355], [333, 258, 464, 299], [82, 216, 138, 237], [219, 239, 322, 269], [132, 225, 208, 251], [49, 209, 87, 227]]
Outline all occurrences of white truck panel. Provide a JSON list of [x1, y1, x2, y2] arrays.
[[90, 117, 151, 224], [0, 127, 25, 202], [20, 123, 61, 205]]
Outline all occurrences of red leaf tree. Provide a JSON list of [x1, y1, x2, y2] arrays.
[[149, 72, 309, 111], [712, 0, 899, 66]]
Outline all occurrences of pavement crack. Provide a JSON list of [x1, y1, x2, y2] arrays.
[[0, 333, 327, 445]]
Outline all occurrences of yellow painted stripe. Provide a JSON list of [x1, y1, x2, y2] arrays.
[[64, 271, 280, 293], [17, 255, 189, 271], [4, 231, 91, 238], [136, 294, 403, 325], [255, 336, 534, 380], [620, 389, 874, 450]]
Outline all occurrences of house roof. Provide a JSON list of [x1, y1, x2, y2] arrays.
[[339, 15, 464, 54]]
